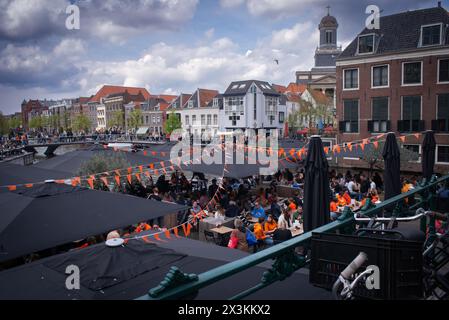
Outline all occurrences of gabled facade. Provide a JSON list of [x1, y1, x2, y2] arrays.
[[336, 3, 449, 172], [218, 80, 285, 135]]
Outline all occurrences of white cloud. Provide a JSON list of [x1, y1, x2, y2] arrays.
[[220, 0, 322, 18], [219, 0, 245, 8]]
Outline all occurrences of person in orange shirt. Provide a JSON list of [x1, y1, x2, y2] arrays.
[[343, 191, 352, 205], [336, 191, 348, 207], [254, 217, 274, 246], [264, 215, 278, 235], [135, 222, 151, 233], [330, 199, 338, 212]]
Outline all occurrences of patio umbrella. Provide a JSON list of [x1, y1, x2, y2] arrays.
[[422, 130, 436, 182], [0, 236, 332, 300], [382, 133, 401, 201], [303, 136, 330, 232], [0, 183, 188, 263]]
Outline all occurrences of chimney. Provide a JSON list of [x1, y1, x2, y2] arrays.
[[438, 1, 441, 7]]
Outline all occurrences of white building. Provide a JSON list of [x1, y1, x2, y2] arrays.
[[218, 80, 286, 136]]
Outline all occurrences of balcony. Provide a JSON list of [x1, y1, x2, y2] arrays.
[[397, 120, 425, 133], [432, 119, 449, 133], [368, 120, 390, 133], [338, 121, 358, 133]]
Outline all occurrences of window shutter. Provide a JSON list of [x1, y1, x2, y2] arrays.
[[367, 120, 373, 132]]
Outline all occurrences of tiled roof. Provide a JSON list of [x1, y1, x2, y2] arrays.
[[198, 89, 219, 108], [286, 83, 307, 95], [308, 89, 331, 105], [89, 85, 150, 103], [338, 6, 449, 60], [223, 80, 279, 96], [150, 94, 177, 103], [272, 84, 287, 94]]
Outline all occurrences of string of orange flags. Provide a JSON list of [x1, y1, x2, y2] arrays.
[[1, 132, 423, 191]]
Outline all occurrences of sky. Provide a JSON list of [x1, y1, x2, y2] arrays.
[[0, 0, 444, 114]]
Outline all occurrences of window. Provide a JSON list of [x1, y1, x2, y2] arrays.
[[402, 62, 422, 85], [213, 98, 219, 108], [201, 115, 206, 126], [344, 69, 358, 89], [265, 96, 278, 116], [438, 59, 449, 83], [372, 65, 389, 87], [437, 145, 449, 163], [400, 96, 422, 132], [253, 92, 257, 120], [279, 112, 285, 124], [224, 96, 244, 115], [370, 97, 389, 132], [342, 99, 359, 133], [213, 114, 218, 126], [403, 144, 421, 163], [185, 115, 189, 125], [421, 24, 442, 47], [325, 30, 333, 44], [192, 115, 196, 125], [434, 94, 449, 132], [188, 100, 194, 108], [358, 34, 374, 54], [207, 114, 212, 126]]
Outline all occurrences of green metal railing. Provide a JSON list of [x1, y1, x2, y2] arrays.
[[138, 174, 449, 300]]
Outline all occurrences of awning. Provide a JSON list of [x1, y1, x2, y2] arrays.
[[136, 127, 150, 135]]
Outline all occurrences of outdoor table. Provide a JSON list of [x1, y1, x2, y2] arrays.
[[210, 226, 234, 235], [291, 226, 303, 237], [199, 216, 235, 241]]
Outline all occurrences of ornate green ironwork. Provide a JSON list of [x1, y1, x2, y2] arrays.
[[148, 266, 198, 298], [261, 250, 306, 284]]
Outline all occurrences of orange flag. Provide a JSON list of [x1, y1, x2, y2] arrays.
[[153, 233, 165, 242], [373, 141, 379, 149], [360, 143, 365, 151], [114, 175, 120, 186], [182, 224, 191, 237], [115, 170, 121, 176], [165, 230, 171, 239], [154, 169, 159, 175], [127, 174, 132, 184], [8, 185, 17, 191], [87, 178, 94, 189], [142, 236, 153, 244], [173, 227, 180, 238], [149, 163, 155, 169], [127, 167, 132, 175], [347, 143, 353, 151], [152, 151, 157, 156], [71, 177, 80, 187], [135, 173, 141, 182], [138, 166, 143, 173], [414, 133, 421, 139], [399, 136, 406, 143], [324, 147, 329, 154], [55, 180, 65, 184], [143, 151, 148, 156], [25, 184, 33, 188]]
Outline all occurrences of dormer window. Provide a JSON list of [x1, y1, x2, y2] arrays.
[[188, 100, 194, 108], [420, 23, 442, 47], [358, 34, 375, 54], [212, 98, 219, 108]]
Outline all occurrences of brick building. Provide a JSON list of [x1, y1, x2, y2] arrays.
[[336, 4, 449, 173]]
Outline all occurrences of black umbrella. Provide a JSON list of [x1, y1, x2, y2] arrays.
[[303, 136, 330, 232], [382, 133, 401, 201], [0, 183, 188, 262], [0, 236, 332, 300], [0, 163, 68, 185], [422, 130, 436, 182]]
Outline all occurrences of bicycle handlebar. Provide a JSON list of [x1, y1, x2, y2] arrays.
[[354, 208, 448, 223], [341, 252, 368, 280]]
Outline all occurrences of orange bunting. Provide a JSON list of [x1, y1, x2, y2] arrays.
[[360, 143, 365, 151], [143, 151, 147, 156], [114, 175, 120, 186], [142, 236, 153, 244], [127, 174, 132, 184], [347, 143, 353, 151], [55, 180, 65, 184], [71, 177, 80, 187], [151, 151, 157, 156], [324, 147, 329, 154], [414, 133, 421, 139], [165, 230, 171, 239], [8, 185, 17, 191], [138, 166, 143, 173], [25, 184, 33, 188], [399, 136, 406, 143], [135, 173, 141, 182], [115, 170, 121, 176], [127, 167, 132, 175], [373, 141, 379, 149], [182, 223, 192, 237], [153, 233, 165, 242], [173, 227, 180, 238], [87, 178, 94, 189], [149, 163, 154, 169]]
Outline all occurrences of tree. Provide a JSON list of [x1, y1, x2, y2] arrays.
[[360, 140, 420, 177], [127, 109, 143, 130], [0, 112, 7, 135], [72, 114, 91, 132], [29, 116, 43, 130], [8, 116, 22, 130], [109, 110, 124, 128], [164, 111, 181, 135]]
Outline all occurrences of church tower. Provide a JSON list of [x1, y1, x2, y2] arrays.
[[314, 7, 341, 67]]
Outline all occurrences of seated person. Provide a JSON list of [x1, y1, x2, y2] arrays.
[[254, 217, 274, 246], [264, 215, 278, 235], [225, 200, 240, 218], [135, 222, 151, 233], [336, 190, 349, 207], [330, 198, 338, 213], [251, 202, 266, 219]]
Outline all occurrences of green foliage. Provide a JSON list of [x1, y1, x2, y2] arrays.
[[128, 109, 143, 129], [72, 114, 92, 132], [8, 116, 22, 130], [29, 116, 44, 129], [77, 152, 131, 177], [164, 111, 181, 134], [109, 110, 124, 128], [0, 113, 7, 135], [360, 140, 420, 175]]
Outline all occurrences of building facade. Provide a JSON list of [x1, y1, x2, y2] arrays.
[[218, 80, 286, 136], [336, 4, 449, 172]]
